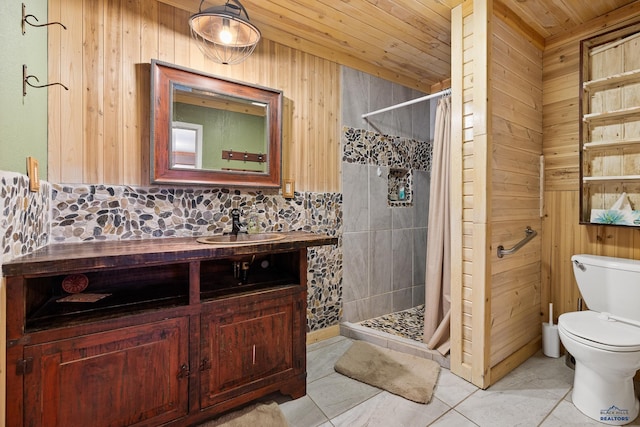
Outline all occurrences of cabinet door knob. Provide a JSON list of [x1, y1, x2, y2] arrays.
[[177, 364, 191, 379]]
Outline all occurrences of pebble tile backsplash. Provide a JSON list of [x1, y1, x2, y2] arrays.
[[1, 174, 343, 331], [50, 185, 310, 241], [1, 172, 50, 261], [342, 126, 432, 171]]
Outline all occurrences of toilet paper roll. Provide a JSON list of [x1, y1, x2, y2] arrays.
[[542, 322, 560, 358]]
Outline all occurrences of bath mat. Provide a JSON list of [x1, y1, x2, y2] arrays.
[[334, 341, 440, 404], [198, 401, 288, 427]]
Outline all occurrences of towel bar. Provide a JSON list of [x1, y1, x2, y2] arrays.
[[497, 226, 537, 258]]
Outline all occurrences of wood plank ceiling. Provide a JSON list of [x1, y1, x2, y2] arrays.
[[158, 0, 638, 92]]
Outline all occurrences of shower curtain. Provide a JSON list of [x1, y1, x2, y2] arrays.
[[423, 95, 452, 355]]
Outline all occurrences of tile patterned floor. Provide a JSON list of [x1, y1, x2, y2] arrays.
[[275, 335, 640, 427], [359, 305, 425, 342]]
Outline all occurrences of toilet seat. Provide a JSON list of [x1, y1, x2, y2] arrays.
[[559, 311, 640, 352]]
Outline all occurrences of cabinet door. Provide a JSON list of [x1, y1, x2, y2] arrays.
[[23, 317, 189, 427], [200, 291, 305, 408]]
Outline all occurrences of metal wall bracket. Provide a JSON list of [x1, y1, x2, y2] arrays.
[[23, 64, 69, 97], [22, 3, 67, 35]]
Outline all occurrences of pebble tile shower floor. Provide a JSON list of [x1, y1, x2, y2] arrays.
[[359, 305, 425, 342]]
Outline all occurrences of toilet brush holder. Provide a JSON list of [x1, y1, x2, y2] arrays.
[[542, 322, 560, 358]]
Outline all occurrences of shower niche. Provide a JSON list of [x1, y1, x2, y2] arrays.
[[388, 168, 412, 206]]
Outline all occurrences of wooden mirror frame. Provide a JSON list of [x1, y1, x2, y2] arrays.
[[151, 60, 282, 188]]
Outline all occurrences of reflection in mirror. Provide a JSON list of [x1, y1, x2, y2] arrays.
[[171, 121, 203, 169], [151, 60, 282, 188], [171, 85, 268, 173]]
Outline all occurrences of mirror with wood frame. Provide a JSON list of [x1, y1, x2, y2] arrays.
[[151, 60, 282, 188]]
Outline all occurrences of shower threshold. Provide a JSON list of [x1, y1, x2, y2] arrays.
[[340, 305, 450, 369]]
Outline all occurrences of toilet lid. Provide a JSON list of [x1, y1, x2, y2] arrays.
[[559, 311, 640, 351]]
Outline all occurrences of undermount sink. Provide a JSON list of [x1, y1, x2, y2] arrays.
[[196, 233, 286, 245]]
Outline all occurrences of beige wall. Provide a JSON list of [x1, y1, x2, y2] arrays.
[[47, 0, 341, 193], [541, 3, 640, 323]]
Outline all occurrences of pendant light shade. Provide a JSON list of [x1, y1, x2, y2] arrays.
[[189, 0, 261, 65]]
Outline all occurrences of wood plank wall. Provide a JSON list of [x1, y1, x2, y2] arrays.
[[450, 1, 473, 383], [450, 1, 471, 381], [542, 3, 640, 323], [460, 1, 475, 381], [488, 15, 543, 376], [47, 0, 341, 193], [469, 0, 491, 388], [452, 0, 543, 389], [453, 0, 640, 389]]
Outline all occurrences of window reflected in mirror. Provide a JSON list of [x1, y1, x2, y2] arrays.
[[171, 121, 203, 169]]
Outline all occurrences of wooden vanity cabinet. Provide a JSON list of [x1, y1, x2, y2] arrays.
[[199, 287, 306, 410], [3, 232, 336, 427], [5, 263, 193, 427], [23, 317, 190, 427]]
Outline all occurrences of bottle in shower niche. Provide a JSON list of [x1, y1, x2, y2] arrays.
[[398, 184, 406, 201]]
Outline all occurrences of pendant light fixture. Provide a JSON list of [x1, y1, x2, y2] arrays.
[[189, 0, 261, 65]]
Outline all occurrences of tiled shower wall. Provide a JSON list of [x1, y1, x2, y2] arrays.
[[0, 173, 342, 332], [340, 66, 433, 323]]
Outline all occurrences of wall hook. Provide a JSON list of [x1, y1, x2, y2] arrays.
[[22, 3, 67, 35], [23, 65, 69, 97]]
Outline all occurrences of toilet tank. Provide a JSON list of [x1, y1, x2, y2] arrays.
[[572, 254, 640, 322]]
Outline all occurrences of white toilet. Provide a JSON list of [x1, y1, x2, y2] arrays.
[[558, 254, 640, 426]]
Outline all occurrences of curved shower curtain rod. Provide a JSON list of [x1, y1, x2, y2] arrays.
[[361, 87, 451, 119]]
